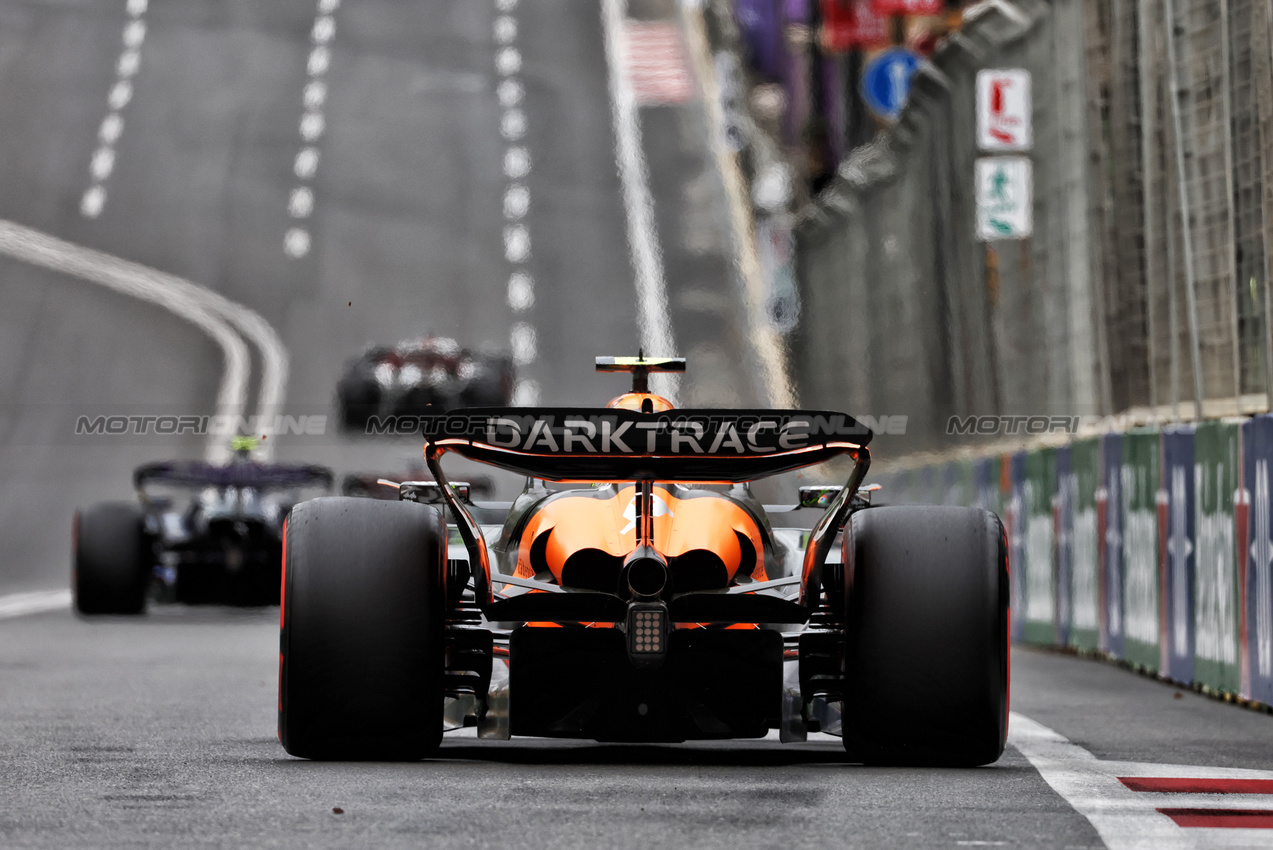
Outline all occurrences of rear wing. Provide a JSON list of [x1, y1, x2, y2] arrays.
[[134, 461, 335, 492], [420, 407, 871, 482], [420, 408, 872, 610]]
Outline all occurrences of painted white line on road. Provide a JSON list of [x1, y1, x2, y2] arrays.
[[81, 0, 150, 219], [494, 16, 517, 44], [497, 78, 524, 108], [504, 147, 531, 179], [507, 270, 534, 311], [493, 0, 536, 400], [503, 224, 530, 262], [499, 108, 527, 140], [0, 219, 289, 462], [503, 184, 530, 220], [0, 590, 71, 621], [1011, 711, 1273, 848], [496, 47, 522, 76], [510, 322, 537, 366], [285, 0, 341, 259], [600, 0, 677, 401], [680, 6, 795, 407]]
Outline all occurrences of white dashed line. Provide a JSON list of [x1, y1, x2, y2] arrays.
[[80, 0, 149, 219], [495, 47, 522, 76], [503, 184, 529, 219], [507, 270, 534, 311], [497, 78, 523, 108], [493, 1, 539, 404], [510, 321, 538, 366], [285, 0, 340, 258], [499, 108, 527, 140], [504, 147, 531, 179], [494, 16, 518, 44], [511, 379, 540, 406], [503, 224, 530, 263]]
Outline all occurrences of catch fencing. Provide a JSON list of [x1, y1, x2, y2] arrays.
[[789, 0, 1273, 451], [874, 416, 1273, 703]]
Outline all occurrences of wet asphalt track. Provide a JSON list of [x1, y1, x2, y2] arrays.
[[2, 1, 1273, 848], [10, 606, 1273, 850]]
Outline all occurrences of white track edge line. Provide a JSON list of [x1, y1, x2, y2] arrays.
[[0, 220, 288, 461], [600, 0, 678, 401], [0, 590, 72, 621]]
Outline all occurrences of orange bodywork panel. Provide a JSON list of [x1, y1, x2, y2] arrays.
[[513, 485, 767, 586]]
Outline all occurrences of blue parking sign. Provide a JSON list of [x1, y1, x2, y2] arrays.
[[861, 49, 922, 121]]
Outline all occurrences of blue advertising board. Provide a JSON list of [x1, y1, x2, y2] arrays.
[[861, 48, 922, 121], [1243, 415, 1273, 703]]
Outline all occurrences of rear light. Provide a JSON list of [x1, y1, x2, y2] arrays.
[[626, 602, 668, 667]]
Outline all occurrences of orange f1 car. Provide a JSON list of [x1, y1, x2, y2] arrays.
[[278, 356, 1008, 764]]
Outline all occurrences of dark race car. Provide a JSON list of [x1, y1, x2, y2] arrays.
[[74, 442, 333, 613], [280, 356, 1008, 765], [336, 336, 515, 433]]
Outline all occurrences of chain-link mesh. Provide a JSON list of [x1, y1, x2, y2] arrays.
[[790, 0, 1273, 452]]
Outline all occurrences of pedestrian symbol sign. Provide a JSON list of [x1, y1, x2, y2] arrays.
[[976, 156, 1032, 240]]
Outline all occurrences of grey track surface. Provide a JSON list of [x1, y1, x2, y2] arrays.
[[1, 2, 1270, 849], [0, 0, 756, 594], [11, 611, 1273, 850]]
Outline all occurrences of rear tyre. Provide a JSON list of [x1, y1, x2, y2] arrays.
[[73, 502, 150, 616], [279, 497, 447, 760], [840, 506, 1008, 766]]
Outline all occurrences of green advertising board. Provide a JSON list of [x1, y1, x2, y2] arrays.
[[1193, 419, 1241, 692], [1121, 428, 1161, 671], [1068, 437, 1101, 651], [1022, 448, 1057, 644], [944, 459, 976, 507]]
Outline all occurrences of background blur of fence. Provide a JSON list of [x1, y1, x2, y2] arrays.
[[721, 0, 1273, 455]]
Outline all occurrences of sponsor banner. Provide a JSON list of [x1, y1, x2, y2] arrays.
[[1242, 415, 1273, 702], [821, 0, 890, 52], [1055, 445, 1072, 647], [1121, 429, 1162, 671], [1068, 438, 1101, 651], [1099, 432, 1125, 657], [1195, 419, 1241, 694], [1022, 448, 1057, 644], [1007, 451, 1028, 641], [1160, 426, 1195, 683], [942, 458, 976, 507]]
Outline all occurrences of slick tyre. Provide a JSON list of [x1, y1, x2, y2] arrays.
[[73, 502, 150, 616], [279, 497, 447, 760], [840, 506, 1008, 766]]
